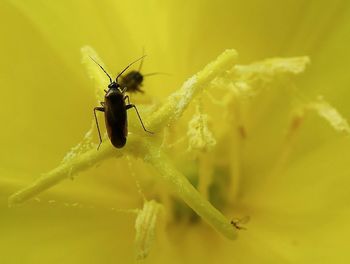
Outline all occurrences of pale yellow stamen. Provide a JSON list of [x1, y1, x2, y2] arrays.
[[208, 56, 311, 202], [308, 96, 350, 134], [187, 101, 216, 152], [135, 200, 163, 262], [8, 141, 120, 206]]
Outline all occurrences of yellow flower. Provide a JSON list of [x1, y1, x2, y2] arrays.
[[1, 0, 350, 263]]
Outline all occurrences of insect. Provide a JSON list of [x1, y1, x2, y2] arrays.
[[120, 70, 145, 93], [119, 55, 145, 93], [119, 54, 164, 93], [230, 216, 250, 230], [92, 56, 153, 149]]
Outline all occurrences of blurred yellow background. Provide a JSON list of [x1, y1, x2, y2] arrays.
[[1, 0, 350, 263]]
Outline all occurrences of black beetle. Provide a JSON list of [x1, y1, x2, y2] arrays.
[[91, 56, 153, 149]]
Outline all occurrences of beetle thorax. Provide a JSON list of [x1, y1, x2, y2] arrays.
[[105, 87, 124, 99]]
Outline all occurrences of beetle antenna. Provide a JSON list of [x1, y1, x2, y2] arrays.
[[89, 56, 113, 83], [116, 55, 147, 82]]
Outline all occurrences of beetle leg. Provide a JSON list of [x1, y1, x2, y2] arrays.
[[100, 101, 105, 107], [124, 95, 131, 105], [94, 107, 105, 150], [126, 104, 153, 134]]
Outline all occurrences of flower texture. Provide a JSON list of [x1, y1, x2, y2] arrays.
[[1, 1, 350, 264]]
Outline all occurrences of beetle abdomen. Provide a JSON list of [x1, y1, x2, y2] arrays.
[[110, 133, 127, 148]]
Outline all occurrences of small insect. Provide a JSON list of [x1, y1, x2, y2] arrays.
[[119, 55, 145, 93], [119, 53, 165, 93], [230, 216, 250, 230], [92, 56, 153, 149], [120, 70, 145, 93]]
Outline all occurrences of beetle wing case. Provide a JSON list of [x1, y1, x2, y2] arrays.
[[104, 91, 128, 148]]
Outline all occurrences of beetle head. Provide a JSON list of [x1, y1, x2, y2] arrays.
[[108, 81, 119, 89], [90, 55, 146, 93]]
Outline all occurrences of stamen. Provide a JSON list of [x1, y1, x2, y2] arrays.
[[135, 200, 163, 262]]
